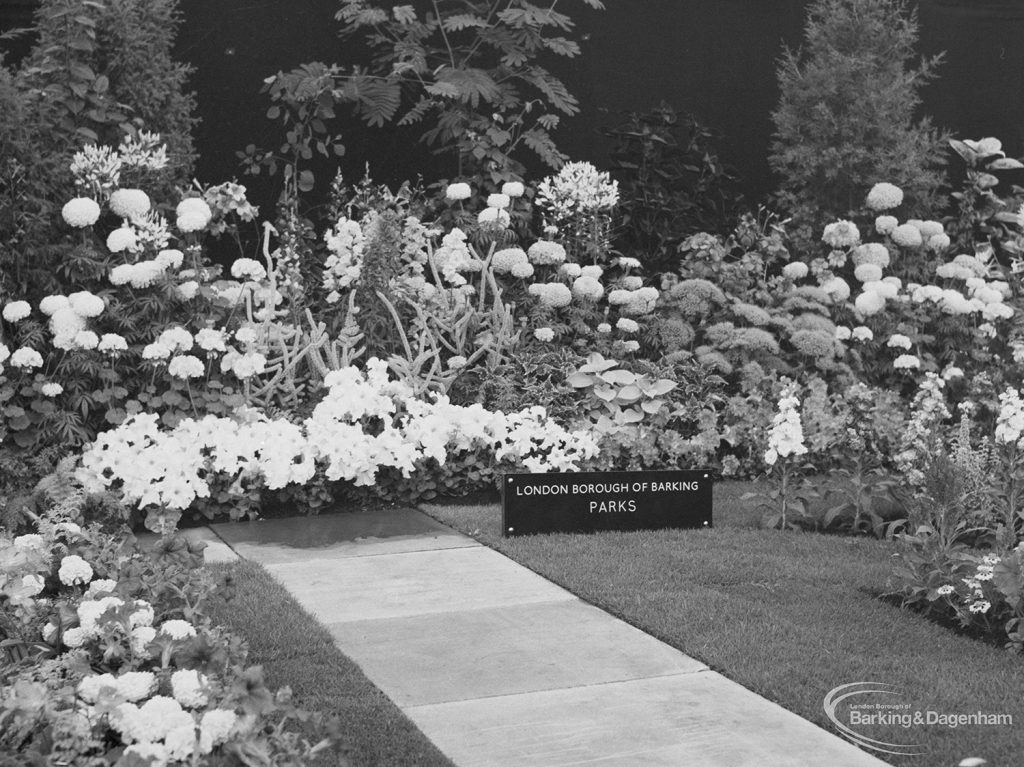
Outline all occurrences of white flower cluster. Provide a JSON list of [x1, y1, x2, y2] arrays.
[[430, 227, 481, 286], [323, 217, 365, 301], [78, 359, 601, 508], [535, 161, 619, 218], [995, 388, 1024, 447], [764, 381, 807, 467], [204, 181, 259, 236], [35, 292, 105, 351], [528, 282, 572, 309], [176, 197, 213, 234], [821, 220, 861, 249], [607, 286, 659, 316]]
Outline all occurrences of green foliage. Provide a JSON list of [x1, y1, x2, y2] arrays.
[[769, 0, 948, 226], [604, 102, 743, 274], [254, 0, 604, 197]]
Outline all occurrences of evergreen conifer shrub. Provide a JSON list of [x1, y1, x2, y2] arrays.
[[769, 0, 948, 224]]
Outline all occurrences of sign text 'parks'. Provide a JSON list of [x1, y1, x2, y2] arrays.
[[501, 470, 712, 537]]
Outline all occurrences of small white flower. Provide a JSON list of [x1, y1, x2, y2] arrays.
[[893, 354, 921, 371], [74, 330, 100, 350], [596, 323, 612, 334], [167, 355, 205, 379], [230, 258, 267, 281], [41, 382, 63, 397], [177, 280, 200, 300], [13, 534, 44, 550], [886, 334, 912, 350], [171, 669, 209, 708], [616, 317, 640, 333], [865, 182, 904, 211], [10, 347, 44, 369], [447, 355, 468, 370], [834, 326, 852, 341], [176, 198, 213, 233], [477, 207, 510, 227], [486, 193, 511, 209], [937, 585, 955, 596], [942, 366, 964, 380], [534, 327, 555, 342], [62, 627, 88, 648], [98, 333, 128, 353], [891, 224, 923, 248], [782, 262, 809, 280], [109, 189, 152, 221]]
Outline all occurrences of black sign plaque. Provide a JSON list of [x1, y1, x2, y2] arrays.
[[501, 470, 713, 537]]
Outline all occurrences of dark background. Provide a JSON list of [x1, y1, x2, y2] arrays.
[[3, 0, 1024, 207]]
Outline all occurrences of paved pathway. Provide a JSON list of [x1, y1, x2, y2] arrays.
[[179, 510, 889, 766]]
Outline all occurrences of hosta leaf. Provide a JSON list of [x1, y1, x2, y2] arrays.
[[597, 369, 636, 385], [593, 385, 617, 402], [615, 384, 643, 403], [566, 372, 594, 388]]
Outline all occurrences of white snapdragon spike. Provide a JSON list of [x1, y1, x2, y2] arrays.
[[865, 182, 904, 211], [322, 217, 365, 298], [764, 382, 808, 467]]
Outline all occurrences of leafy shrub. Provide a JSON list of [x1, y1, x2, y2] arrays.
[[769, 0, 948, 228], [604, 102, 743, 274]]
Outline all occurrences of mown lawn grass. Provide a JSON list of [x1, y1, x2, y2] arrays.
[[421, 481, 1024, 767], [205, 560, 454, 767]]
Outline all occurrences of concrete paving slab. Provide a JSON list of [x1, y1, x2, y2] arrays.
[[328, 599, 706, 707], [211, 508, 475, 563], [405, 672, 889, 767], [136, 526, 239, 564], [265, 545, 575, 623]]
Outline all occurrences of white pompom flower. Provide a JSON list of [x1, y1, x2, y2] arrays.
[[107, 226, 138, 253], [446, 182, 472, 201], [62, 198, 101, 228], [108, 189, 152, 221], [58, 554, 94, 586], [865, 182, 904, 211], [2, 301, 31, 322]]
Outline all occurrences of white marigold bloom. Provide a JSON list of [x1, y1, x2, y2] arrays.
[[234, 325, 259, 346], [620, 275, 643, 290], [447, 355, 468, 370], [865, 182, 904, 211], [559, 263, 582, 278], [887, 333, 912, 350], [106, 226, 138, 253], [160, 619, 197, 640], [616, 256, 642, 270], [108, 189, 151, 221], [527, 241, 567, 265], [171, 669, 209, 708], [10, 347, 43, 369], [176, 198, 213, 233], [942, 366, 964, 380], [501, 181, 525, 198], [74, 330, 100, 350], [68, 291, 104, 317], [854, 291, 886, 316], [607, 289, 632, 305], [0, 341, 9, 368], [913, 220, 945, 239], [487, 193, 511, 209], [863, 280, 897, 300], [854, 263, 883, 283], [58, 554, 93, 586], [510, 261, 535, 279], [893, 354, 921, 370], [821, 220, 861, 248], [477, 207, 510, 227], [620, 339, 640, 353], [596, 322, 612, 334], [62, 627, 88, 648], [177, 280, 200, 300], [928, 233, 951, 252], [875, 215, 899, 236], [852, 326, 873, 342], [2, 301, 31, 322], [534, 327, 555, 342], [616, 317, 640, 333], [129, 625, 157, 654], [153, 249, 184, 270], [491, 247, 528, 274], [528, 282, 572, 308], [571, 275, 604, 301], [891, 224, 923, 248], [580, 265, 603, 280], [834, 326, 852, 341], [168, 355, 205, 379], [195, 328, 227, 352], [782, 261, 809, 280], [41, 382, 63, 397], [820, 276, 851, 302], [621, 286, 659, 316], [199, 709, 238, 752], [230, 258, 267, 281], [445, 182, 472, 201], [95, 333, 127, 354], [116, 671, 157, 702], [62, 197, 102, 228]]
